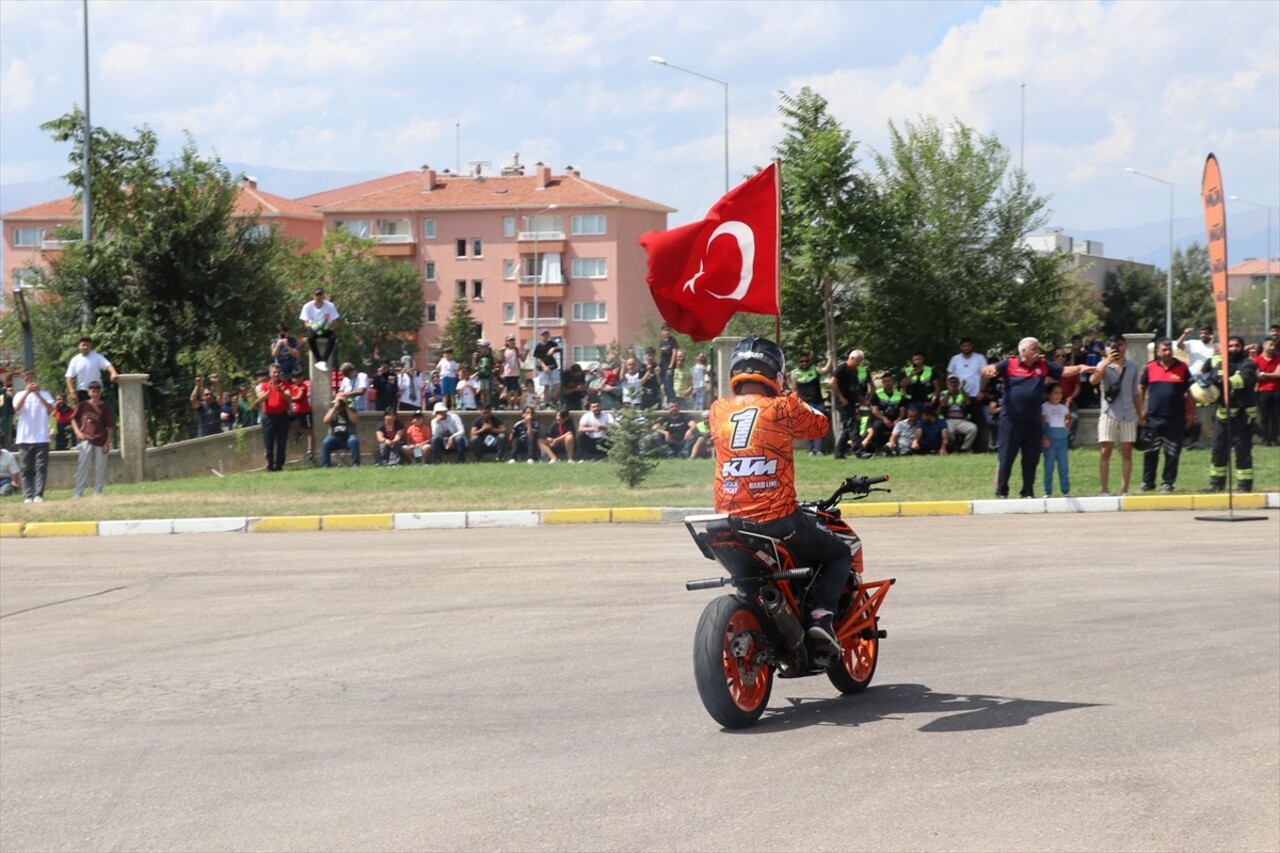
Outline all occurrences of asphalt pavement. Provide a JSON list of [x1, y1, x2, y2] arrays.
[[1, 512, 1277, 852]]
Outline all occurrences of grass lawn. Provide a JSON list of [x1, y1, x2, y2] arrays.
[[3, 446, 1277, 523]]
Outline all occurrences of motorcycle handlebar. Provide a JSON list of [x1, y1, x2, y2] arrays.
[[816, 474, 892, 510]]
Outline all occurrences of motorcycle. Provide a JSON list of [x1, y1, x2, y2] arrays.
[[684, 475, 895, 728]]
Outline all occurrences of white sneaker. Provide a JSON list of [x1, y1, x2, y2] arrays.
[[33, 496, 44, 503], [507, 458, 515, 464], [315, 361, 328, 372], [548, 457, 558, 464], [526, 459, 534, 464], [23, 498, 33, 504]]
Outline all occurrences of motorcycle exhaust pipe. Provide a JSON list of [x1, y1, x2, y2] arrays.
[[759, 586, 805, 650]]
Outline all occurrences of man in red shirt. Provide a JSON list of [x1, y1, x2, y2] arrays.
[[71, 380, 113, 497], [256, 364, 292, 471], [1253, 335, 1280, 447], [289, 367, 314, 462]]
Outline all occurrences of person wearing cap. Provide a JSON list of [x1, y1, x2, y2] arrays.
[[500, 335, 524, 405], [299, 288, 340, 372], [533, 329, 562, 407], [337, 362, 369, 413], [71, 380, 113, 497], [429, 401, 468, 464], [320, 388, 361, 468], [830, 349, 875, 459], [402, 410, 432, 464], [472, 340, 495, 407]]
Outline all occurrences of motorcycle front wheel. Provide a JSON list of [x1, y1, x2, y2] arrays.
[[693, 594, 773, 728]]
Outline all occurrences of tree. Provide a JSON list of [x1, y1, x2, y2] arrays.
[[1171, 242, 1214, 330], [771, 88, 875, 360], [23, 110, 296, 436], [852, 116, 1071, 365], [1101, 263, 1164, 336], [606, 405, 659, 488], [292, 230, 423, 367], [440, 294, 480, 369]]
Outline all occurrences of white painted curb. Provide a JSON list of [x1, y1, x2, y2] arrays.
[[467, 510, 540, 528], [972, 498, 1045, 515], [99, 519, 174, 536], [393, 512, 467, 530], [1045, 496, 1120, 513], [173, 517, 249, 534]]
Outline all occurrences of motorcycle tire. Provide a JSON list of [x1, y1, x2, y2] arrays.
[[693, 594, 773, 728], [827, 596, 879, 694]]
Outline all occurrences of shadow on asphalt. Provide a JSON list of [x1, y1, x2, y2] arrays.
[[736, 682, 1104, 734]]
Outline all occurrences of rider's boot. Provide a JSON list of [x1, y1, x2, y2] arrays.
[[807, 610, 841, 656]]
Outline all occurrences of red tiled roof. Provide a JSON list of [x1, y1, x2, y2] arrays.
[[1227, 257, 1279, 275], [3, 184, 321, 221], [1, 196, 79, 220], [297, 170, 674, 214]]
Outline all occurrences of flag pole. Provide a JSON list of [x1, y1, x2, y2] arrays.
[[774, 158, 782, 344]]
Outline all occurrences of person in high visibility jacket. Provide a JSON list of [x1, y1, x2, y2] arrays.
[[1197, 336, 1258, 492]]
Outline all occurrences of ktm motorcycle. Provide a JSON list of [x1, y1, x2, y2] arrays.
[[684, 475, 894, 728]]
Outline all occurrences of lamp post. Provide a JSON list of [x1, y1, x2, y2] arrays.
[[525, 204, 558, 347], [1125, 167, 1174, 339], [1230, 196, 1273, 332], [649, 56, 729, 193]]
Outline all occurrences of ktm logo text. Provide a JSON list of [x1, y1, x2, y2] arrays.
[[721, 456, 778, 477]]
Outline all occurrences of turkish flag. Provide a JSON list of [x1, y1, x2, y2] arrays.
[[640, 162, 779, 341]]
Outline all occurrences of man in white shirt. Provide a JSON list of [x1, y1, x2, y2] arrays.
[[65, 336, 118, 401], [577, 400, 615, 460], [946, 337, 988, 398], [1177, 325, 1216, 373], [428, 401, 468, 464], [13, 369, 54, 503], [299, 288, 340, 371], [397, 361, 424, 412], [338, 363, 370, 412]]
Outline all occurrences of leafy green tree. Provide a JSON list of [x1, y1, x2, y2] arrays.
[[1171, 242, 1214, 330], [1101, 263, 1164, 336], [291, 230, 422, 368], [1051, 269, 1106, 345], [852, 116, 1070, 365], [440, 294, 480, 368], [23, 109, 295, 435], [771, 88, 875, 360]]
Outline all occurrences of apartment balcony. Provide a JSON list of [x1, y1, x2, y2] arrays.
[[517, 231, 566, 254], [517, 279, 567, 299], [518, 316, 567, 329], [40, 239, 77, 252], [373, 239, 416, 258]]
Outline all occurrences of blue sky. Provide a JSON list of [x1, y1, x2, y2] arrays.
[[1, 0, 1277, 252]]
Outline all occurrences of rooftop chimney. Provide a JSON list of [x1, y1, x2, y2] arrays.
[[242, 176, 258, 189], [565, 165, 580, 178], [421, 164, 437, 192], [534, 161, 551, 190]]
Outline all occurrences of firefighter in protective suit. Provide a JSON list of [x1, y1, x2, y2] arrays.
[[1197, 335, 1258, 492]]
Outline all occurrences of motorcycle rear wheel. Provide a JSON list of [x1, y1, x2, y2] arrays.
[[693, 595, 773, 728], [827, 600, 878, 694]]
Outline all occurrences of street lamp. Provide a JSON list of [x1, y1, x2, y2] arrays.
[[1229, 196, 1273, 332], [1125, 167, 1174, 339], [525, 204, 558, 347], [649, 56, 729, 193]]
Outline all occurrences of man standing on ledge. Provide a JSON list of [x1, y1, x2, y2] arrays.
[[299, 288, 340, 372], [982, 337, 1095, 499]]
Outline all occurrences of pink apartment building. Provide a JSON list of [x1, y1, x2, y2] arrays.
[[296, 161, 674, 369], [0, 178, 323, 316]]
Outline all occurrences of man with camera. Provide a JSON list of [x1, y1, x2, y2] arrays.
[[190, 373, 225, 438], [270, 324, 301, 377], [321, 388, 361, 468], [1089, 335, 1140, 496]]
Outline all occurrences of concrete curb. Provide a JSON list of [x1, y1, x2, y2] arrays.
[[1, 493, 1275, 538]]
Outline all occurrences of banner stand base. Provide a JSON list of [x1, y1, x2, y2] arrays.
[[1194, 515, 1268, 523]]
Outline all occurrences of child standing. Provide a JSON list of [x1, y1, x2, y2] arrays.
[[1042, 384, 1073, 496]]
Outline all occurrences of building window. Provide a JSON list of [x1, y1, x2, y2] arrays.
[[524, 214, 562, 237], [425, 303, 438, 324], [13, 227, 45, 247], [336, 220, 370, 238], [472, 238, 483, 258], [14, 267, 41, 289], [375, 218, 412, 243], [472, 280, 484, 301], [424, 261, 436, 282], [503, 302, 515, 323], [456, 279, 467, 300], [456, 239, 467, 258], [573, 301, 607, 321], [571, 215, 606, 236], [244, 223, 270, 242], [503, 259, 516, 281], [503, 216, 516, 238], [571, 258, 607, 279], [573, 345, 607, 365], [422, 218, 436, 239]]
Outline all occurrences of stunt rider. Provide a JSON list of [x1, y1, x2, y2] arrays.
[[710, 337, 851, 656]]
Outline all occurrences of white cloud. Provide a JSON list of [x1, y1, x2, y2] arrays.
[[0, 57, 33, 112]]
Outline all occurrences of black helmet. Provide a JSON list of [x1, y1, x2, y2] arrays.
[[729, 336, 785, 395]]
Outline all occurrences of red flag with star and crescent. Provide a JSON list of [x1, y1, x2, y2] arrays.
[[640, 161, 780, 341]]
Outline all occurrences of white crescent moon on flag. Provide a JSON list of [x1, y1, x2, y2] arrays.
[[705, 221, 754, 301]]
